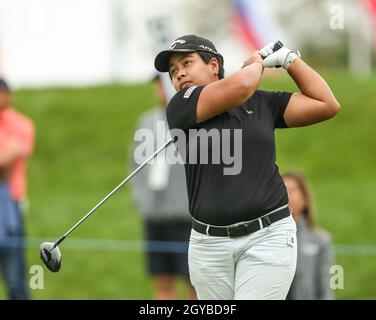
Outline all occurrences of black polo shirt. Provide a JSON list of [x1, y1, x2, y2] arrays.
[[166, 86, 292, 226]]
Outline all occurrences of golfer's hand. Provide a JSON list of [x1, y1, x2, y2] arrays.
[[261, 42, 301, 70], [242, 52, 264, 69]]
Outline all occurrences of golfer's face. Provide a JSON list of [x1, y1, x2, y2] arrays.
[[169, 52, 217, 92]]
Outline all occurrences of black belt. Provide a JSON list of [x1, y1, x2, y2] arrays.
[[192, 206, 291, 238]]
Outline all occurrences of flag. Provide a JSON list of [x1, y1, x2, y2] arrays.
[[362, 0, 376, 52], [231, 0, 286, 51]]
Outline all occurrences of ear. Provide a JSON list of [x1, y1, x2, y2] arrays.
[[209, 57, 219, 75]]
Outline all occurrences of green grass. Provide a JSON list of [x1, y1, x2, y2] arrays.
[[0, 70, 375, 299]]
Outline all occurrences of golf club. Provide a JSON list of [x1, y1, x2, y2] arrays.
[[40, 138, 174, 272], [39, 40, 285, 273]]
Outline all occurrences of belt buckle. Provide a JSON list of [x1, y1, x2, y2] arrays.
[[261, 215, 272, 227], [227, 224, 249, 238]]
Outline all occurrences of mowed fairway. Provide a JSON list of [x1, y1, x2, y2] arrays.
[[0, 70, 375, 299]]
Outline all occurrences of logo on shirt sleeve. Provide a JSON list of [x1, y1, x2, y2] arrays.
[[183, 86, 198, 99]]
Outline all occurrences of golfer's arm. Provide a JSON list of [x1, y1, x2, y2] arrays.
[[284, 59, 340, 127], [196, 62, 263, 123]]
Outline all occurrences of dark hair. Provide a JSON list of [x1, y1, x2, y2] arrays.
[[197, 52, 225, 79]]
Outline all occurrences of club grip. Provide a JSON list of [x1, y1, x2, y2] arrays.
[[273, 41, 284, 52], [261, 40, 284, 59]]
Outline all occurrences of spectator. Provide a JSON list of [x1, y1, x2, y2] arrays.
[[283, 171, 334, 300], [0, 78, 35, 299], [131, 75, 196, 300]]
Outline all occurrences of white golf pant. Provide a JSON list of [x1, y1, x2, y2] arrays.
[[188, 215, 297, 300]]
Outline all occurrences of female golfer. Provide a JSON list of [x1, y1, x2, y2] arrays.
[[154, 35, 340, 300]]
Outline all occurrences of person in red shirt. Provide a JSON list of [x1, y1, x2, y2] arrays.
[[0, 78, 35, 300]]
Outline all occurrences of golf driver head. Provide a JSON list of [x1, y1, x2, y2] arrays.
[[40, 242, 61, 272]]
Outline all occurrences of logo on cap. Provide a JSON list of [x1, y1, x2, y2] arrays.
[[198, 45, 216, 53], [169, 39, 186, 50]]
